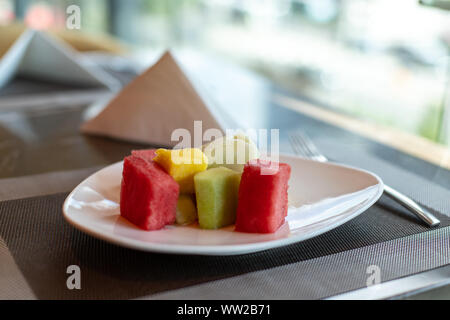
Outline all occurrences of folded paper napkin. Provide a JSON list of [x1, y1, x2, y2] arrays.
[[0, 23, 127, 58], [0, 29, 120, 90], [81, 51, 228, 147]]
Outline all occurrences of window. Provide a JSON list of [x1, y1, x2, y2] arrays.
[[2, 0, 450, 145]]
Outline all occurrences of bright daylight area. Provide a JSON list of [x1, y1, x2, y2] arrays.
[[1, 0, 450, 144]]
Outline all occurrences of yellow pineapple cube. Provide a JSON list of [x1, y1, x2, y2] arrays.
[[176, 194, 197, 225], [154, 148, 208, 193]]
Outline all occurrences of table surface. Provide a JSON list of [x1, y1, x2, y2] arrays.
[[0, 51, 449, 299]]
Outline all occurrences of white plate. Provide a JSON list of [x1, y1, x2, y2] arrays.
[[63, 154, 383, 255]]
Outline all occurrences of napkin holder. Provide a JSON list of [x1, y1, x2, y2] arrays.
[[81, 51, 228, 147], [0, 29, 120, 90]]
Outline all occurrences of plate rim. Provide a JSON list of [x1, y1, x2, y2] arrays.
[[62, 153, 384, 255]]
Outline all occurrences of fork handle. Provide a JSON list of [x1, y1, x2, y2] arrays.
[[383, 185, 440, 227]]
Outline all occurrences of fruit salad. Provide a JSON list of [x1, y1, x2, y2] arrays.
[[119, 136, 291, 234]]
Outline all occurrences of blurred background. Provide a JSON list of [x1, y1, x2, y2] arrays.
[[1, 0, 450, 146]]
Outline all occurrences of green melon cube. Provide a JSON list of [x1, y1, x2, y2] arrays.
[[194, 167, 241, 229], [176, 194, 197, 225]]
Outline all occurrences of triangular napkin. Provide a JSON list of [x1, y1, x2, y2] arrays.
[[81, 51, 226, 147], [0, 29, 120, 90]]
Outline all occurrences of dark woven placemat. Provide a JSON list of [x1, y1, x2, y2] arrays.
[[0, 191, 448, 299]]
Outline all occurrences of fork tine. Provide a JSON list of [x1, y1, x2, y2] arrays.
[[298, 134, 321, 158], [292, 134, 314, 158], [302, 134, 324, 159], [289, 135, 304, 157], [296, 134, 315, 158], [289, 134, 309, 158], [290, 134, 309, 158], [289, 132, 328, 162]]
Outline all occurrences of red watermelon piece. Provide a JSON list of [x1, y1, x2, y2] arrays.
[[235, 160, 291, 233], [131, 149, 157, 162], [120, 155, 179, 230]]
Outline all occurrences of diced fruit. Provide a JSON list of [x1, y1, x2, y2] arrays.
[[176, 194, 197, 225], [202, 135, 259, 173], [120, 155, 179, 230], [194, 167, 241, 229], [235, 160, 291, 233], [131, 149, 156, 162], [153, 148, 208, 193]]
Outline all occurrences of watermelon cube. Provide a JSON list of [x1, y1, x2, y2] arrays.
[[235, 160, 291, 233], [120, 155, 179, 230], [131, 149, 157, 162]]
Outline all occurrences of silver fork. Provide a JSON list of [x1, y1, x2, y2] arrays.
[[289, 133, 440, 227]]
